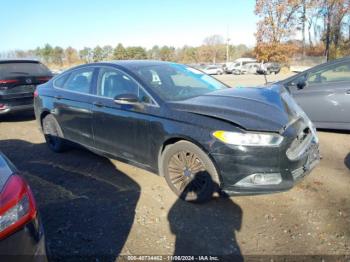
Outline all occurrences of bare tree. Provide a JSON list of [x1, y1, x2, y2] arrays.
[[203, 35, 224, 64]]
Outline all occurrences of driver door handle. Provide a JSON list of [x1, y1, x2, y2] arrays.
[[54, 95, 62, 100], [346, 90, 350, 95]]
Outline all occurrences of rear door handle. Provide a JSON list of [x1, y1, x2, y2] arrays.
[[54, 95, 62, 100], [93, 101, 104, 107], [346, 90, 350, 95]]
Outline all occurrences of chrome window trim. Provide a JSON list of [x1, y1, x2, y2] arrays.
[[53, 65, 96, 94], [53, 65, 160, 108]]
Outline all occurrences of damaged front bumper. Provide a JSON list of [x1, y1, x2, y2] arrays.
[[210, 120, 320, 196]]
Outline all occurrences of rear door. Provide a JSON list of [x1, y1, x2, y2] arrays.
[[289, 61, 350, 127], [52, 67, 97, 147]]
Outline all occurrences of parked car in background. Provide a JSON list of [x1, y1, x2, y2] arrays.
[[257, 62, 281, 75], [225, 58, 257, 74], [34, 61, 319, 203], [0, 152, 47, 260], [201, 65, 224, 75], [51, 69, 64, 76], [278, 56, 350, 130], [241, 63, 260, 74], [0, 59, 52, 115]]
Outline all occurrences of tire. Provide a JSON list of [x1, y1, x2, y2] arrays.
[[160, 141, 220, 203], [42, 114, 68, 153]]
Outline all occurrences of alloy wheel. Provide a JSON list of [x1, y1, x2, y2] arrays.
[[167, 151, 208, 196]]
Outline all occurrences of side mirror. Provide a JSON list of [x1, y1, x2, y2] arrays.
[[296, 78, 307, 90], [114, 94, 140, 105]]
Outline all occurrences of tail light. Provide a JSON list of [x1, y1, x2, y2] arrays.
[[0, 80, 19, 85], [0, 80, 19, 90], [0, 175, 37, 240], [33, 89, 39, 98]]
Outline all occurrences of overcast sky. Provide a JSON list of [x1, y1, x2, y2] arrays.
[[1, 0, 258, 51]]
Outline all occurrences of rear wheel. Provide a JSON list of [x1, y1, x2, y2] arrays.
[[42, 114, 68, 153], [160, 141, 220, 203]]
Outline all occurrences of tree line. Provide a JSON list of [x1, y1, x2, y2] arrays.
[[1, 39, 252, 69], [255, 0, 350, 63]]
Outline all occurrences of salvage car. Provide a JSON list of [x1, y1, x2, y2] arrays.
[[34, 61, 320, 202], [0, 152, 47, 260], [0, 59, 52, 115], [279, 56, 350, 130]]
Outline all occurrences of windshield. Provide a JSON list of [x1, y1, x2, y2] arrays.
[[136, 64, 227, 101]]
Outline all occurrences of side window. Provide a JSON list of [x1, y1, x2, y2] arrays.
[[53, 73, 70, 88], [62, 68, 94, 94], [98, 68, 153, 104], [308, 62, 350, 85]]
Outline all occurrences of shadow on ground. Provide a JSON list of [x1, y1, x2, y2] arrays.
[[168, 175, 243, 261], [0, 139, 140, 261], [0, 111, 35, 122]]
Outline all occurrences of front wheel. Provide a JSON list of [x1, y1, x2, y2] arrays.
[[160, 141, 220, 203], [42, 114, 68, 153]]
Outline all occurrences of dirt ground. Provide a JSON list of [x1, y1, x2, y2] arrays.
[[0, 73, 349, 261]]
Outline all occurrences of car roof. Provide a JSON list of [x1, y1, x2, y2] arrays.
[[64, 60, 176, 72], [104, 60, 174, 69]]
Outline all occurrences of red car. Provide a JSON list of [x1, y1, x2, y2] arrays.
[[0, 152, 47, 261]]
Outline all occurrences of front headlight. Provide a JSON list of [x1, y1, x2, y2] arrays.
[[213, 131, 283, 147]]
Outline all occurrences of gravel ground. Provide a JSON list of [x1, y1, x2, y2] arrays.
[[0, 73, 349, 261]]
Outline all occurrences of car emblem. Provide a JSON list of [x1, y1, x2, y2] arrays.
[[26, 78, 32, 84]]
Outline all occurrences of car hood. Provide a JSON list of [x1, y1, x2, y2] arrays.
[[169, 85, 295, 132]]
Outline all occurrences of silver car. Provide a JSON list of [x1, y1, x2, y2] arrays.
[[202, 65, 224, 75], [279, 57, 350, 130]]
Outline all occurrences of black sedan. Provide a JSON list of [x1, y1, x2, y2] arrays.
[[0, 59, 52, 115], [0, 152, 47, 261], [34, 61, 320, 203]]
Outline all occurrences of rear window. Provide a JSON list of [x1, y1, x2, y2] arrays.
[[0, 62, 52, 78]]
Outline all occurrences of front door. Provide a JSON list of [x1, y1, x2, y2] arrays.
[[91, 67, 156, 166]]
